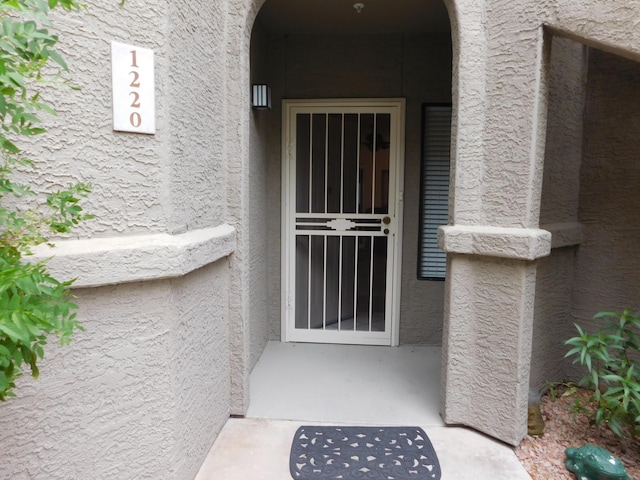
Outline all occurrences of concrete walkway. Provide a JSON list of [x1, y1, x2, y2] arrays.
[[195, 342, 532, 479], [246, 342, 443, 426], [195, 418, 532, 479]]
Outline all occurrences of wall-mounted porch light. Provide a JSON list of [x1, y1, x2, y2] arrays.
[[252, 84, 271, 110]]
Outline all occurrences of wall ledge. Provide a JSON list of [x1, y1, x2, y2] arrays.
[[30, 224, 236, 288], [540, 222, 584, 249], [438, 225, 552, 260]]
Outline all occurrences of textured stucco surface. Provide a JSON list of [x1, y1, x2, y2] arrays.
[[3, 0, 640, 473], [530, 36, 587, 394], [440, 255, 537, 444], [439, 225, 551, 260], [169, 262, 231, 480], [531, 249, 577, 393], [571, 47, 640, 339], [439, 0, 547, 445], [165, 2, 229, 234], [440, 0, 640, 444], [248, 19, 272, 372], [225, 0, 272, 416], [532, 32, 640, 395], [0, 262, 231, 479], [538, 38, 587, 227], [0, 281, 174, 479], [1, 1, 237, 478], [543, 222, 584, 250], [550, 1, 640, 62], [31, 224, 236, 287], [43, 2, 170, 237], [253, 29, 453, 344]]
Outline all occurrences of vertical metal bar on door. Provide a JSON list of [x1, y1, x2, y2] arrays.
[[368, 114, 378, 331], [353, 236, 359, 331], [322, 115, 329, 330], [353, 114, 362, 330], [356, 114, 361, 214], [308, 116, 313, 214], [371, 114, 377, 214], [337, 114, 345, 331], [306, 116, 313, 330], [340, 114, 345, 214], [306, 235, 311, 329], [323, 235, 328, 329], [337, 236, 344, 331], [368, 237, 374, 331], [324, 114, 329, 214]]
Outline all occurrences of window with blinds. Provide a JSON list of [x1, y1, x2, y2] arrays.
[[418, 104, 452, 280]]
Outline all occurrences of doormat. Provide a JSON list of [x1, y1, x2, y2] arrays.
[[290, 426, 441, 480]]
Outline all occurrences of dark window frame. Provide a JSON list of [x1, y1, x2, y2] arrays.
[[417, 103, 452, 281]]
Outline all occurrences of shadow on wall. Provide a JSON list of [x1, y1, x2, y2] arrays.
[[532, 38, 640, 393]]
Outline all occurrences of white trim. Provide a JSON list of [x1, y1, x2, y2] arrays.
[[390, 100, 405, 347], [281, 98, 405, 346]]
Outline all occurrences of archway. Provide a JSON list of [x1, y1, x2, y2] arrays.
[[250, 0, 452, 341], [246, 0, 453, 415]]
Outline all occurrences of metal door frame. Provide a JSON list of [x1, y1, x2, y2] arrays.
[[281, 99, 405, 346]]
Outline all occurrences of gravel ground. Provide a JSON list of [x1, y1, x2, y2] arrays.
[[515, 385, 640, 479]]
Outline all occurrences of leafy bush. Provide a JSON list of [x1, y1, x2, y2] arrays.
[[565, 308, 640, 436], [0, 0, 93, 400]]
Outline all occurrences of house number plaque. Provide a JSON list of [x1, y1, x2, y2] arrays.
[[111, 41, 155, 134]]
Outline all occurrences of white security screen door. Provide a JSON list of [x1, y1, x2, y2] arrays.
[[282, 99, 405, 345]]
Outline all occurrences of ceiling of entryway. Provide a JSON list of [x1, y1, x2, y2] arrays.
[[256, 0, 451, 34]]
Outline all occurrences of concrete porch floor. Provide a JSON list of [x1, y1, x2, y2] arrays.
[[195, 341, 532, 479]]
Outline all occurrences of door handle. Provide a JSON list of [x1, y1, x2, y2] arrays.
[[382, 216, 391, 225]]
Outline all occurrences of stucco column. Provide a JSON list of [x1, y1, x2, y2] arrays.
[[226, 0, 270, 415], [439, 0, 551, 445], [439, 227, 550, 444], [226, 2, 253, 415]]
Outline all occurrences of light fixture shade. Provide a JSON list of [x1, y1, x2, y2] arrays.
[[252, 84, 271, 110]]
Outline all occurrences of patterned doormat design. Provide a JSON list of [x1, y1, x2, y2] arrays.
[[290, 426, 441, 480]]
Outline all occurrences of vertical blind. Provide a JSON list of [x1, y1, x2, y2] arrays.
[[418, 104, 452, 280]]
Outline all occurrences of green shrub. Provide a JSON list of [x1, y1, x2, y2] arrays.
[[0, 0, 93, 400], [565, 308, 640, 436]]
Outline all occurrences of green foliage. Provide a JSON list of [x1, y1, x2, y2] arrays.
[[546, 380, 579, 402], [0, 0, 93, 400], [565, 308, 640, 436]]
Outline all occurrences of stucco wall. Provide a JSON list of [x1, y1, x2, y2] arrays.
[[4, 2, 640, 474], [0, 281, 173, 479], [571, 47, 640, 345], [439, 0, 555, 445], [440, 0, 640, 444], [0, 262, 231, 479], [225, 0, 274, 415], [256, 31, 453, 344], [440, 255, 538, 441], [248, 19, 273, 370], [399, 34, 451, 345], [169, 262, 232, 480], [166, 2, 230, 233], [533, 43, 640, 391], [44, 2, 170, 236], [530, 37, 586, 393], [0, 1, 236, 478]]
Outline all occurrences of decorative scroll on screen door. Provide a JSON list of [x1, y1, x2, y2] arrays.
[[111, 41, 156, 134]]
